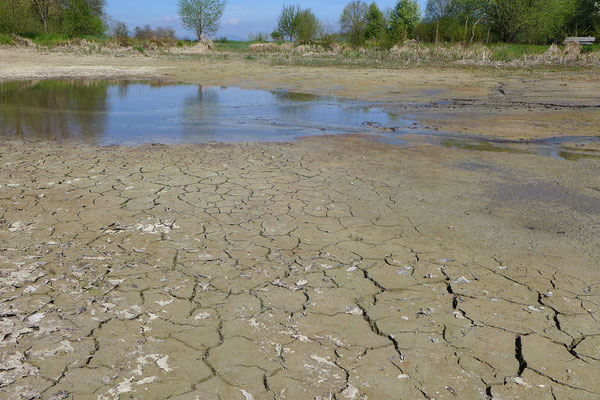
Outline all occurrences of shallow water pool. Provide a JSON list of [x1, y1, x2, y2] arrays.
[[1, 80, 598, 162], [0, 80, 412, 145]]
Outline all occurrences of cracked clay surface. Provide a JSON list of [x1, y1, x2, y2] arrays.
[[0, 136, 599, 400]]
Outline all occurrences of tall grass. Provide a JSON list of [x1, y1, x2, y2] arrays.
[[488, 44, 549, 61], [18, 33, 108, 47]]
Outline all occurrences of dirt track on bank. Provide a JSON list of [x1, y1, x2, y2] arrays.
[[0, 49, 599, 399]]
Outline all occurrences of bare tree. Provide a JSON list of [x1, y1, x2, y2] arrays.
[[177, 0, 226, 40], [425, 0, 451, 42], [340, 1, 369, 46], [31, 0, 53, 33]]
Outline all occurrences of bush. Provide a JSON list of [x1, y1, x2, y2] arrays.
[[133, 25, 176, 46], [248, 32, 269, 42], [111, 21, 129, 46], [271, 31, 282, 41], [319, 32, 339, 50]]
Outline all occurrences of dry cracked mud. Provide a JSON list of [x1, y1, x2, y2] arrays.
[[1, 49, 600, 400], [0, 135, 599, 400]]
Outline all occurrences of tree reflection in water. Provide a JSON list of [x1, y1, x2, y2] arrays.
[[0, 80, 111, 144]]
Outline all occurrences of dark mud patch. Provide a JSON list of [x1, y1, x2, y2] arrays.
[[492, 182, 600, 217]]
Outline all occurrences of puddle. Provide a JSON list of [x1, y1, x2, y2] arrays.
[[440, 138, 531, 154], [0, 80, 410, 145], [431, 136, 600, 162], [0, 80, 598, 162]]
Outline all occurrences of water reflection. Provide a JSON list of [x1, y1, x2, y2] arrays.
[[0, 80, 110, 144], [0, 80, 409, 145]]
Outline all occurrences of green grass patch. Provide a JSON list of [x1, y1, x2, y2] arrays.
[[0, 33, 14, 45], [489, 44, 549, 61], [581, 43, 600, 54], [215, 40, 255, 52], [21, 33, 72, 46], [17, 33, 108, 47]]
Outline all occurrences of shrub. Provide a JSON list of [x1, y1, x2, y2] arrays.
[[248, 32, 269, 42], [319, 31, 339, 50], [109, 21, 129, 46], [271, 30, 283, 41]]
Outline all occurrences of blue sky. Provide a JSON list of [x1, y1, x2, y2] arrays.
[[106, 0, 427, 40]]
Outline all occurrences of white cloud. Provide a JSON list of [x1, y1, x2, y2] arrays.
[[224, 18, 241, 26]]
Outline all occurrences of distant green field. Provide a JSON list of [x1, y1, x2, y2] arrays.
[[214, 40, 254, 52], [213, 40, 285, 52]]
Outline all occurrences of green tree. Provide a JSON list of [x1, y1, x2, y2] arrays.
[[524, 0, 576, 43], [294, 8, 321, 44], [275, 4, 321, 43], [485, 0, 576, 43], [340, 1, 368, 46], [31, 0, 56, 33], [177, 0, 226, 40], [425, 0, 451, 42], [276, 4, 300, 41], [62, 0, 105, 35], [390, 0, 420, 41], [82, 0, 105, 17], [0, 0, 35, 33], [365, 2, 387, 41], [569, 0, 600, 35]]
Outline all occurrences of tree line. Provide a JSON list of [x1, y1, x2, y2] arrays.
[[0, 0, 106, 36], [1, 0, 598, 45], [273, 0, 599, 46]]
